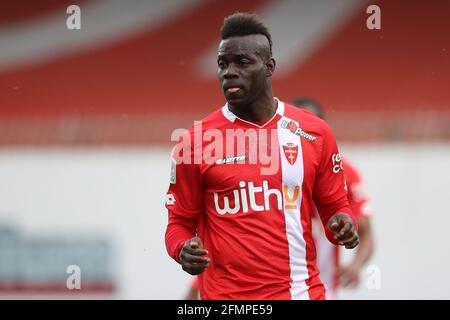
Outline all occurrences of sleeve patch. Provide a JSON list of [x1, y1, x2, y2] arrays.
[[170, 157, 176, 184]]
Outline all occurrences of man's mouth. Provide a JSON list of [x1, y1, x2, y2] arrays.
[[226, 87, 241, 93]]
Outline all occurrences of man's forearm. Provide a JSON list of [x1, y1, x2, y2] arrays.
[[165, 213, 197, 262]]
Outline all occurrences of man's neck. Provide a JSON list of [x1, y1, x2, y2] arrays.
[[229, 95, 278, 123]]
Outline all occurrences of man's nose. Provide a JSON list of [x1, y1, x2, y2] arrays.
[[223, 64, 238, 78]]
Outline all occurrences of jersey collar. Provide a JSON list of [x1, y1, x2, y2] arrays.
[[221, 97, 285, 128]]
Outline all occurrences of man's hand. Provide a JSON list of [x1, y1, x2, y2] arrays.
[[179, 237, 210, 275], [328, 213, 359, 249]]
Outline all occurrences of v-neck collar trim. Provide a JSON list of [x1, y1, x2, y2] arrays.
[[221, 97, 285, 128]]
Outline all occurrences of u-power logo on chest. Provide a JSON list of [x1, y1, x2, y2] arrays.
[[280, 120, 316, 142]]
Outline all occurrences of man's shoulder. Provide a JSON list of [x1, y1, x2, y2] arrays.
[[171, 106, 227, 162], [185, 105, 229, 134]]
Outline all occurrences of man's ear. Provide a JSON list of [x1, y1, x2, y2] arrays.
[[266, 57, 276, 77]]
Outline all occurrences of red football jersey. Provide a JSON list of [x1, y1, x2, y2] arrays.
[[343, 158, 373, 219], [165, 99, 356, 300]]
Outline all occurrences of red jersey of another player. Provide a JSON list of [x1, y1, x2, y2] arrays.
[[343, 158, 373, 220], [165, 99, 357, 300], [314, 157, 373, 298]]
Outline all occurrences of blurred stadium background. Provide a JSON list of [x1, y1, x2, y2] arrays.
[[0, 0, 449, 299]]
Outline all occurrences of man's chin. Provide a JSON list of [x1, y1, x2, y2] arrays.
[[226, 95, 246, 106]]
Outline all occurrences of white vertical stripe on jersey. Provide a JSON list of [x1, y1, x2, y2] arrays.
[[277, 116, 310, 300]]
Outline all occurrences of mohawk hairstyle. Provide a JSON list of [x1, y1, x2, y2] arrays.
[[220, 12, 272, 55]]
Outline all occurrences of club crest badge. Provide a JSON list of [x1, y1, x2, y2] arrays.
[[283, 143, 298, 165]]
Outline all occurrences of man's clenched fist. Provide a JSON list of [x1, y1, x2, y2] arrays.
[[179, 237, 210, 275]]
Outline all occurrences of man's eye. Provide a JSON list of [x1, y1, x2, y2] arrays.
[[218, 62, 226, 68], [239, 60, 250, 65]]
